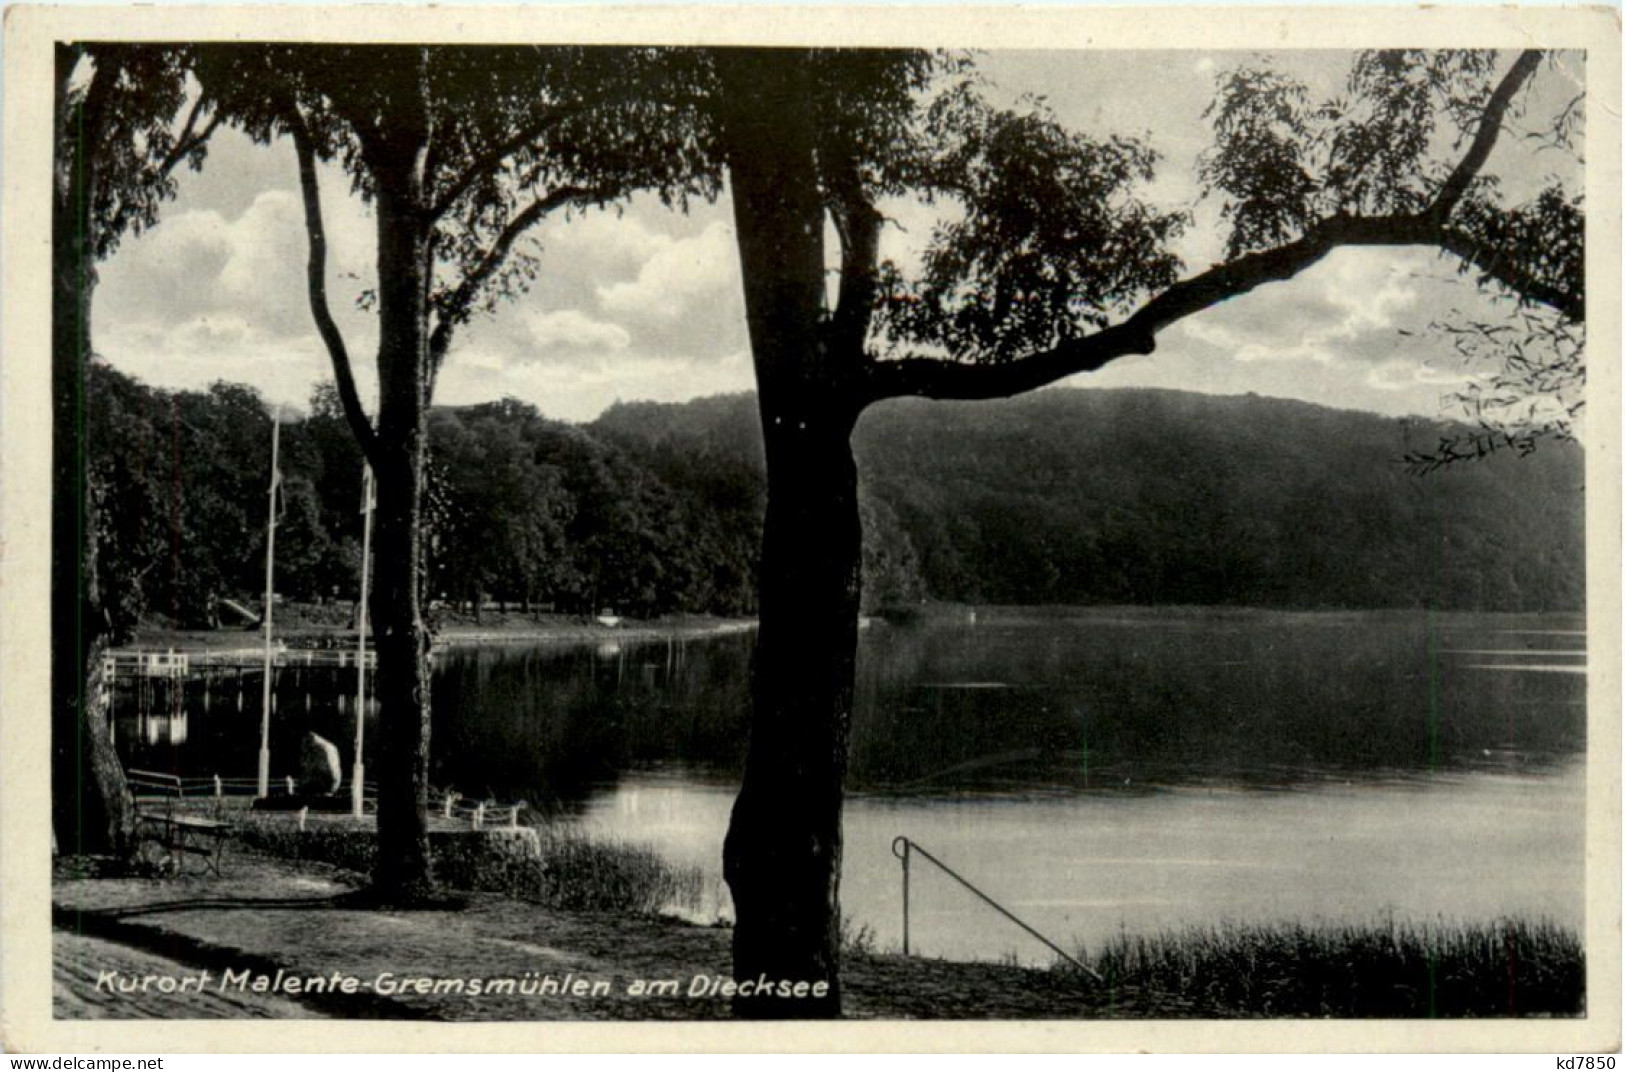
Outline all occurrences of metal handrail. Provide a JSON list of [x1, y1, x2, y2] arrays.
[[890, 835, 1101, 981]]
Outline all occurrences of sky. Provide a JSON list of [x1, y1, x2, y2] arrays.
[[90, 48, 1584, 425]]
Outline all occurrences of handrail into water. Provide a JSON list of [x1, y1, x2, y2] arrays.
[[890, 835, 1101, 981]]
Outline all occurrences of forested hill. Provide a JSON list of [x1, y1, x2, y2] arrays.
[[88, 362, 1583, 632], [593, 388, 1585, 613]]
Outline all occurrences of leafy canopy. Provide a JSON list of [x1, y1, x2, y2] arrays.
[[57, 44, 220, 261]]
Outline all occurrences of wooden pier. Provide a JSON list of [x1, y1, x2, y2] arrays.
[[105, 647, 379, 681]]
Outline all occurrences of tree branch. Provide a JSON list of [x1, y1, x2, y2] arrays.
[[826, 154, 884, 357], [1438, 225, 1584, 321], [865, 210, 1577, 403], [427, 183, 608, 369], [427, 105, 582, 222], [288, 105, 379, 462], [155, 94, 222, 178], [865, 48, 1570, 406], [1430, 49, 1542, 218]]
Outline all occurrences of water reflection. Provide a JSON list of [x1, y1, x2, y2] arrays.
[[112, 608, 1586, 803], [430, 633, 753, 807], [850, 609, 1584, 793], [107, 608, 1587, 962]]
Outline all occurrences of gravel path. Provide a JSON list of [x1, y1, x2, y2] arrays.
[[54, 932, 328, 1019]]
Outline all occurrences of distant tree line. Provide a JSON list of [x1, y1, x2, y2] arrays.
[[600, 389, 1587, 615], [89, 362, 1583, 637], [86, 366, 764, 634]]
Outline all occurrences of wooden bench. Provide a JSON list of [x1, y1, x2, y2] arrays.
[[128, 770, 232, 876], [135, 810, 232, 876]]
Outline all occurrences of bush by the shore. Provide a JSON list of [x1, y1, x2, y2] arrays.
[[1069, 917, 1584, 1017]]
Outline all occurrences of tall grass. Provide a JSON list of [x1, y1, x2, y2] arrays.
[[524, 827, 706, 916], [1070, 918, 1583, 1017], [238, 816, 704, 918]]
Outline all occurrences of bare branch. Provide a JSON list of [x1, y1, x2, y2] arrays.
[[288, 105, 379, 462], [1430, 50, 1543, 218], [427, 105, 582, 222], [427, 184, 608, 369], [155, 94, 222, 178]]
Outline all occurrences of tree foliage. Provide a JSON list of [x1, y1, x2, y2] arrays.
[[195, 44, 718, 422], [595, 389, 1585, 613], [84, 373, 769, 628], [1194, 51, 1585, 462], [58, 44, 221, 263], [879, 99, 1186, 361]]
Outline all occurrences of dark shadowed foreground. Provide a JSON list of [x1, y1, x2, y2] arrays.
[[53, 847, 1580, 1021]]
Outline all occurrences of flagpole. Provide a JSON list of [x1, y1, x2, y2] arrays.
[[257, 408, 282, 798], [351, 463, 374, 819]]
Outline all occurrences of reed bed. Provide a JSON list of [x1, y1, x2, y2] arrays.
[[1070, 917, 1583, 1017], [524, 827, 706, 917]]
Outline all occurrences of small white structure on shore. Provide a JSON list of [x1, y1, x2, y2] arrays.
[[299, 732, 343, 797]]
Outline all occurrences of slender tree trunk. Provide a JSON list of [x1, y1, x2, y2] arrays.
[[51, 46, 134, 859], [716, 49, 861, 1018], [366, 103, 437, 904]]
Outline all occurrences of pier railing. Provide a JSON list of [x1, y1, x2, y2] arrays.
[[434, 789, 525, 830], [106, 648, 379, 678], [124, 769, 523, 830], [890, 835, 1100, 981], [127, 768, 374, 807]]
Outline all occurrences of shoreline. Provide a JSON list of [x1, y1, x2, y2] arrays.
[[122, 614, 757, 655], [118, 601, 1583, 656], [435, 617, 757, 649]]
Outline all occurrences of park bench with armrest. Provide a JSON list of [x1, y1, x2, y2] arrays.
[[128, 769, 233, 876]]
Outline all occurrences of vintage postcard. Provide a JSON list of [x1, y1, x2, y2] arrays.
[[2, 3, 1619, 1054]]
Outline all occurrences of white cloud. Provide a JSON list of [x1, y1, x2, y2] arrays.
[[434, 346, 756, 423], [170, 315, 255, 353], [597, 221, 738, 322], [523, 309, 632, 354], [96, 160, 379, 372], [1365, 357, 1485, 394], [1169, 249, 1432, 367], [532, 204, 668, 278]]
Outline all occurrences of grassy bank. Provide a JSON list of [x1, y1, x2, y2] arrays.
[[234, 817, 1582, 1017], [56, 835, 1581, 1020], [1069, 918, 1584, 1017]]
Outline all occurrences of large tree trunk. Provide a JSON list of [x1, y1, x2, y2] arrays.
[[51, 46, 135, 859], [365, 91, 437, 904], [369, 434, 434, 901], [724, 417, 863, 1019], [716, 49, 862, 1018]]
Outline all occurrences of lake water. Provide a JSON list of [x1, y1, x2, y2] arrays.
[[112, 607, 1587, 964]]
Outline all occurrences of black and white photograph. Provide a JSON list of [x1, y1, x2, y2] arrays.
[[3, 3, 1618, 1052]]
